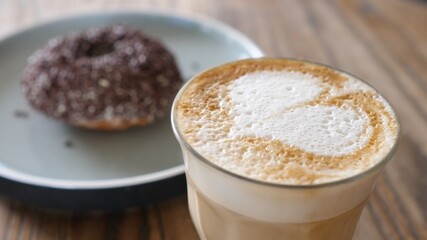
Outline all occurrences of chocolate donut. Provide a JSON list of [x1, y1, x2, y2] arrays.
[[22, 25, 183, 130]]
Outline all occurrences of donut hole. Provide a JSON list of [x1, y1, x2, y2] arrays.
[[83, 40, 115, 58]]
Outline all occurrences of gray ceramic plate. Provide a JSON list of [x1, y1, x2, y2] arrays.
[[0, 11, 263, 210]]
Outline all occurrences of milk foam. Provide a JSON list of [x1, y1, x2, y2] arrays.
[[176, 60, 398, 185], [229, 71, 372, 156]]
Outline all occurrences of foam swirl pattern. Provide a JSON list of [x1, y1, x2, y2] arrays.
[[176, 58, 398, 185]]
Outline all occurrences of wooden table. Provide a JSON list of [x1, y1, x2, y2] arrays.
[[0, 0, 426, 239]]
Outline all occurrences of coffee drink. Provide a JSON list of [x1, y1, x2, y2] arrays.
[[187, 177, 366, 239], [172, 58, 399, 240]]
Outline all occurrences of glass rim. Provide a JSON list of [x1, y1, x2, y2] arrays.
[[171, 57, 401, 190]]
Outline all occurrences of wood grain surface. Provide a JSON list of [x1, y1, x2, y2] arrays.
[[1, 0, 427, 239]]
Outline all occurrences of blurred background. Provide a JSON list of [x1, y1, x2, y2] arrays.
[[0, 0, 426, 239]]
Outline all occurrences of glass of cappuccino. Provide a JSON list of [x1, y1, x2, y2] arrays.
[[172, 58, 400, 240]]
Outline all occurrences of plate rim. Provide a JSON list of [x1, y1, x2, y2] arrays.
[[0, 10, 264, 190]]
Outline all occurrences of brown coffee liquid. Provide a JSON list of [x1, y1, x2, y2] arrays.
[[187, 176, 366, 240]]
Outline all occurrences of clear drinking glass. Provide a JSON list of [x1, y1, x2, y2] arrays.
[[171, 59, 400, 240]]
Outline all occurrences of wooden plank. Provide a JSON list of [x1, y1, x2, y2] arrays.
[[147, 206, 164, 240], [65, 211, 107, 240], [156, 197, 198, 240], [332, 0, 427, 148], [116, 209, 143, 240], [354, 206, 384, 240]]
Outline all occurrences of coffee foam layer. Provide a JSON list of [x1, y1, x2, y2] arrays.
[[176, 59, 399, 185], [229, 71, 373, 156]]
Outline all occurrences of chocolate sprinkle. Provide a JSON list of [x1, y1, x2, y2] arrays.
[[64, 139, 73, 148], [22, 25, 183, 126], [14, 110, 29, 119]]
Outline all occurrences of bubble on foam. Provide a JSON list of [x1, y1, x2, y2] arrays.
[[329, 75, 376, 98]]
